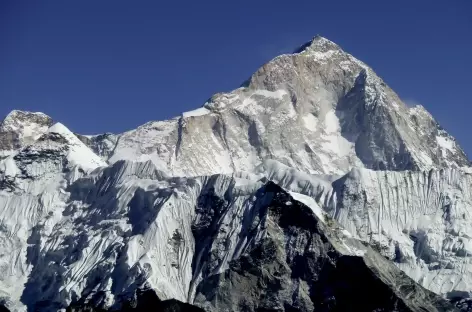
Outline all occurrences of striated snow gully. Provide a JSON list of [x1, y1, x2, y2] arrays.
[[0, 36, 470, 311]]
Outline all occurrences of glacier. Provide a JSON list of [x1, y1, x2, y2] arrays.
[[328, 168, 472, 297], [0, 35, 470, 311]]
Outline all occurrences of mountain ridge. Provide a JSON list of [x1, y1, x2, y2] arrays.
[[2, 37, 469, 176]]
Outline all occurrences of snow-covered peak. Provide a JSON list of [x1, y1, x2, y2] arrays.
[[293, 35, 341, 54], [409, 104, 434, 119], [93, 36, 470, 177], [1, 110, 51, 129], [44, 122, 107, 172], [0, 122, 106, 192], [1, 110, 52, 136], [0, 110, 53, 154], [47, 122, 81, 142]]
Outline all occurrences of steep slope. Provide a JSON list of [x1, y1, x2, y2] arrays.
[[256, 162, 472, 301], [75, 133, 119, 160], [11, 159, 457, 311], [91, 36, 469, 176], [326, 168, 472, 298], [193, 181, 456, 312], [0, 122, 106, 311]]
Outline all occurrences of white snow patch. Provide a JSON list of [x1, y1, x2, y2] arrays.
[[236, 97, 257, 110], [341, 229, 353, 237], [461, 166, 472, 174], [317, 111, 356, 174], [289, 191, 326, 223], [252, 89, 287, 100], [321, 134, 352, 157], [0, 150, 15, 158], [437, 136, 455, 151], [302, 114, 318, 131], [301, 49, 338, 62], [341, 242, 367, 257], [182, 107, 210, 118], [323, 110, 340, 133], [0, 157, 19, 177]]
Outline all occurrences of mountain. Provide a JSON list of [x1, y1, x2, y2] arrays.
[[0, 111, 53, 158], [83, 36, 468, 176], [0, 36, 470, 311]]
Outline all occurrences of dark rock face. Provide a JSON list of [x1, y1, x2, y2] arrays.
[[66, 289, 204, 312], [193, 182, 457, 312], [0, 131, 20, 151], [151, 299, 205, 312], [452, 298, 472, 312], [337, 70, 416, 171], [0, 303, 10, 312], [75, 133, 118, 159]]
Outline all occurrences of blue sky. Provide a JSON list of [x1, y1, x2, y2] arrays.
[[1, 0, 471, 154]]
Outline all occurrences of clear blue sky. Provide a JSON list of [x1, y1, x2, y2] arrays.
[[1, 0, 471, 154]]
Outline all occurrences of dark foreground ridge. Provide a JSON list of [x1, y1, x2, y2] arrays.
[[192, 181, 457, 312], [66, 289, 204, 312]]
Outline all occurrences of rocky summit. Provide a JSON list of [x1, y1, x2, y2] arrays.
[[0, 36, 470, 311]]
